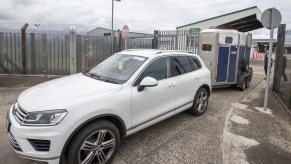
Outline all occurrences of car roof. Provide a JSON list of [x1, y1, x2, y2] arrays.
[[116, 49, 197, 58]]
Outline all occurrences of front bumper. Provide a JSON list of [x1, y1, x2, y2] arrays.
[[6, 105, 67, 164]]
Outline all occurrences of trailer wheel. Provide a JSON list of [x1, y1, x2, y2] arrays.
[[242, 60, 249, 72], [245, 76, 250, 88], [239, 78, 246, 91]]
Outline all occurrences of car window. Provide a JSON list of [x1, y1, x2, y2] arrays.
[[172, 56, 192, 75], [88, 54, 147, 84], [189, 56, 202, 71], [135, 57, 171, 85]]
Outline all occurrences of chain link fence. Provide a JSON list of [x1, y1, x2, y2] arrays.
[[275, 55, 291, 110], [273, 26, 291, 111]]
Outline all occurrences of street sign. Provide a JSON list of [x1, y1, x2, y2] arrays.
[[189, 28, 200, 34], [261, 8, 282, 111], [122, 25, 129, 37], [261, 8, 282, 29]]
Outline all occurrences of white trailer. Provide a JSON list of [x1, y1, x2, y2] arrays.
[[198, 29, 253, 90]]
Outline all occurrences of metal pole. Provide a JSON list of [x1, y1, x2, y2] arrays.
[[111, 0, 114, 37], [264, 8, 275, 111], [85, 35, 88, 70], [125, 36, 127, 50], [21, 23, 29, 75]]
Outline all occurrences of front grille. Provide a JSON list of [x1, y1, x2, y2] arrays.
[[8, 133, 22, 151], [12, 104, 28, 124], [28, 139, 51, 152]]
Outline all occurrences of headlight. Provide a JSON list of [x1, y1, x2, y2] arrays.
[[23, 109, 67, 126]]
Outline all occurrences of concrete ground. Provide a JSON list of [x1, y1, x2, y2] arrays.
[[0, 59, 290, 164], [222, 72, 291, 163]]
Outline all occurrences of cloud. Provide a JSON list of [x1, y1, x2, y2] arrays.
[[0, 0, 290, 38]]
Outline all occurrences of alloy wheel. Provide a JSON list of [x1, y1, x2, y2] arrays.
[[78, 130, 116, 164], [196, 91, 208, 113]]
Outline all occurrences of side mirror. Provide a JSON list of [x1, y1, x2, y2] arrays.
[[137, 77, 158, 92]]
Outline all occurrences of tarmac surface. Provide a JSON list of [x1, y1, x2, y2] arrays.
[[0, 59, 290, 164]]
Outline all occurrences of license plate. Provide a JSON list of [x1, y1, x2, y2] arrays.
[[6, 110, 11, 133]]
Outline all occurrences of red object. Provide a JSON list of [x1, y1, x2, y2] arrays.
[[122, 25, 129, 37], [250, 53, 263, 59]]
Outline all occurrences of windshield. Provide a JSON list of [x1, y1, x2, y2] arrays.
[[84, 54, 147, 84]]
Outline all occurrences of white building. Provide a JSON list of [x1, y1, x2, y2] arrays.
[[87, 27, 153, 38]]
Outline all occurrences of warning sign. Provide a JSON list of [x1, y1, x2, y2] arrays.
[[203, 41, 212, 44]]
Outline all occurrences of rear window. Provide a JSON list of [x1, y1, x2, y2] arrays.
[[202, 44, 212, 51], [189, 56, 202, 71], [172, 56, 192, 75]]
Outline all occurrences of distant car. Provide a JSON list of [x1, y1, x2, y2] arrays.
[[7, 49, 211, 164]]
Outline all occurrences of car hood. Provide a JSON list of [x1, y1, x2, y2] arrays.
[[17, 73, 123, 112]]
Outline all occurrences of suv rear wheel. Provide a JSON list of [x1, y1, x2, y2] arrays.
[[67, 120, 120, 164], [189, 87, 209, 116]]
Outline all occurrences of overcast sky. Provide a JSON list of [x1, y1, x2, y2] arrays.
[[0, 0, 290, 38]]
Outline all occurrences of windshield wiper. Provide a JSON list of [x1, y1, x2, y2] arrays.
[[82, 71, 91, 77], [82, 72, 119, 84], [82, 72, 101, 79], [90, 73, 101, 79], [99, 78, 119, 84]]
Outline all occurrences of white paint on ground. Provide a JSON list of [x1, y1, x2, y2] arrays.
[[223, 132, 259, 164], [230, 115, 249, 125], [255, 107, 272, 115], [253, 72, 265, 75], [231, 102, 248, 109], [231, 102, 252, 111], [222, 107, 259, 164]]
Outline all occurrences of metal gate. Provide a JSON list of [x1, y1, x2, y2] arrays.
[[124, 37, 153, 49], [156, 30, 199, 53]]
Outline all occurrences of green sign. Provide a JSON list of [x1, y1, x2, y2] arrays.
[[189, 28, 201, 34]]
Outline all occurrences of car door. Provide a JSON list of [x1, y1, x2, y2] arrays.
[[131, 56, 175, 129], [171, 55, 202, 111]]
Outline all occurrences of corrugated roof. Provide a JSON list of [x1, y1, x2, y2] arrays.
[[177, 6, 258, 29], [176, 6, 263, 32]]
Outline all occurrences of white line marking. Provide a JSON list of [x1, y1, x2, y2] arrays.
[[230, 115, 249, 124], [253, 72, 265, 75], [255, 107, 272, 115], [250, 66, 263, 68]]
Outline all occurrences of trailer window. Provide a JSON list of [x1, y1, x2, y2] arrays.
[[202, 44, 212, 51], [225, 37, 233, 44]]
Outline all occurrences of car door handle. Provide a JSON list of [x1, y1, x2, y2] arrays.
[[195, 77, 200, 80], [168, 83, 175, 88]]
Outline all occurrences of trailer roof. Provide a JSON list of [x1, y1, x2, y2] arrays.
[[177, 6, 263, 32]]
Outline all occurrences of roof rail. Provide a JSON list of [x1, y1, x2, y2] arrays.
[[122, 49, 159, 52], [155, 50, 195, 54]]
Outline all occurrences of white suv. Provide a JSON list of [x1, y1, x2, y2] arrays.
[[7, 49, 211, 164]]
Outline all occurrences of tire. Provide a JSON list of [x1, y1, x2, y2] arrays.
[[245, 76, 250, 89], [239, 78, 246, 91], [242, 60, 249, 72], [189, 87, 209, 116], [67, 120, 120, 164]]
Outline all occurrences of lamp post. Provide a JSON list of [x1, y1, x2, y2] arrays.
[[35, 24, 40, 33], [111, 0, 121, 37]]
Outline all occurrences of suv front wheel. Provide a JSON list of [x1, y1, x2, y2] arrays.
[[189, 87, 209, 116], [67, 120, 120, 164]]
